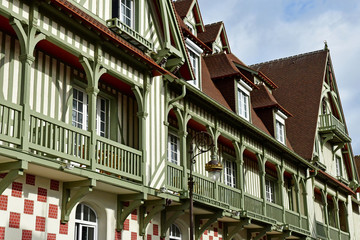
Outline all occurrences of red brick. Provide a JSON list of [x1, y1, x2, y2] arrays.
[[9, 212, 20, 228], [147, 234, 152, 240], [50, 180, 59, 191], [26, 174, 35, 186], [204, 230, 208, 235], [12, 182, 22, 198], [37, 188, 47, 202], [123, 219, 129, 231], [24, 199, 34, 215], [47, 233, 56, 240], [131, 209, 137, 220], [153, 224, 158, 236], [0, 195, 7, 211], [219, 238, 222, 240], [59, 222, 68, 235], [0, 226, 5, 240], [209, 236, 213, 240], [22, 230, 32, 240], [131, 232, 137, 240], [36, 216, 46, 232], [48, 204, 58, 219], [214, 228, 218, 237], [115, 230, 121, 240]]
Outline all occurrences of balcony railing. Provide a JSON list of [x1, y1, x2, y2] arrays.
[[167, 162, 183, 190], [267, 202, 283, 222], [318, 114, 351, 143], [316, 221, 327, 239], [0, 101, 143, 182], [285, 209, 299, 227], [106, 18, 153, 52]]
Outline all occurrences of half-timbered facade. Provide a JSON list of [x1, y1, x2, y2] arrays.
[[0, 0, 359, 239]]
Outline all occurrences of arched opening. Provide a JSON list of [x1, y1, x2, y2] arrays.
[[169, 223, 182, 240], [75, 203, 98, 240]]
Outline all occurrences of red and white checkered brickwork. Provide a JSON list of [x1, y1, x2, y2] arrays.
[[200, 220, 224, 240], [0, 173, 68, 240], [114, 204, 162, 240]]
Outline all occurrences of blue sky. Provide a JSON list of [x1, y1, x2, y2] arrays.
[[197, 0, 360, 155]]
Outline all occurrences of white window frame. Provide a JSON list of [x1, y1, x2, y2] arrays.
[[265, 178, 275, 203], [336, 155, 342, 177], [168, 132, 180, 165], [120, 0, 134, 28], [224, 159, 236, 188], [169, 224, 181, 240], [72, 88, 88, 130], [75, 204, 98, 240], [275, 111, 287, 144], [185, 22, 195, 34], [237, 80, 252, 121], [72, 88, 109, 137], [185, 38, 203, 89]]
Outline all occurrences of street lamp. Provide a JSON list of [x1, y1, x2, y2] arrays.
[[188, 131, 223, 240]]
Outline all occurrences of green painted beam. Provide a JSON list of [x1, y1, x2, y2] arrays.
[[195, 211, 224, 240], [117, 198, 143, 231], [0, 169, 24, 196], [224, 218, 251, 240]]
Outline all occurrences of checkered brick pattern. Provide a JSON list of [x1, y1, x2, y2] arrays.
[[200, 222, 223, 240], [22, 230, 32, 240], [0, 226, 5, 240], [9, 212, 20, 228], [1, 174, 65, 239], [12, 182, 22, 198], [0, 195, 7, 211], [24, 199, 34, 215], [115, 230, 121, 240]]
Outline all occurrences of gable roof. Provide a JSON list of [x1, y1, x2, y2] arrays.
[[173, 0, 205, 33], [251, 49, 329, 160], [173, 0, 193, 18], [197, 22, 231, 53]]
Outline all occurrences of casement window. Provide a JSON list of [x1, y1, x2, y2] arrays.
[[224, 159, 236, 188], [120, 0, 134, 27], [75, 204, 97, 240], [185, 38, 203, 89], [275, 111, 287, 144], [336, 155, 342, 177], [237, 80, 252, 121], [72, 88, 109, 137], [285, 178, 295, 211], [168, 133, 180, 165], [186, 22, 195, 34], [169, 224, 181, 240], [265, 179, 276, 203]]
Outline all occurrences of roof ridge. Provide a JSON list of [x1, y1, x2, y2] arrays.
[[250, 49, 327, 67], [205, 21, 223, 27]]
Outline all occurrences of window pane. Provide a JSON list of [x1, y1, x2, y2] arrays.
[[75, 205, 82, 220]]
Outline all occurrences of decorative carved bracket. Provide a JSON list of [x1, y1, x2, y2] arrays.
[[139, 199, 167, 236], [160, 200, 190, 237], [0, 161, 28, 195], [61, 179, 96, 223], [195, 211, 224, 240], [116, 193, 146, 231], [223, 218, 251, 240]]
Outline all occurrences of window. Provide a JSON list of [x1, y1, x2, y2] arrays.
[[238, 88, 249, 120], [168, 133, 180, 165], [169, 224, 181, 240], [185, 38, 203, 89], [265, 179, 275, 203], [72, 88, 109, 137], [120, 0, 134, 27], [224, 159, 236, 188], [75, 204, 97, 240], [285, 178, 295, 211], [336, 155, 342, 177], [275, 111, 287, 144], [276, 120, 285, 143]]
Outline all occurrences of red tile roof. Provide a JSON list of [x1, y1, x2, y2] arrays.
[[173, 0, 194, 19], [251, 50, 329, 160], [197, 22, 223, 44]]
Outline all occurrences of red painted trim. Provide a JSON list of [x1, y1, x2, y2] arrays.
[[318, 169, 355, 195]]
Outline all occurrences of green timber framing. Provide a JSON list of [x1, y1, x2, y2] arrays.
[[0, 1, 358, 240]]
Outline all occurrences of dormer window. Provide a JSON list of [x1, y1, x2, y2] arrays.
[[186, 23, 195, 34], [120, 0, 134, 28], [237, 80, 252, 120], [275, 111, 287, 144], [185, 38, 203, 89]]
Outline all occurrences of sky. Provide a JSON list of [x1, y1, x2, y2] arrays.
[[197, 0, 360, 155]]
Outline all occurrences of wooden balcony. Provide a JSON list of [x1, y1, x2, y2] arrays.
[[0, 102, 142, 183], [318, 114, 351, 144], [166, 162, 310, 235], [316, 221, 350, 240]]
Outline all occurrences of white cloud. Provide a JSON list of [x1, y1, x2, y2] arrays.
[[198, 0, 360, 155]]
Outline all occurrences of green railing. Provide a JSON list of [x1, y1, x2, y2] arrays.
[[285, 210, 300, 227], [96, 137, 142, 181], [0, 102, 21, 145], [267, 202, 283, 222], [341, 231, 350, 240], [316, 221, 327, 239], [193, 173, 215, 199], [29, 111, 90, 165], [244, 193, 263, 215], [301, 216, 308, 230], [319, 114, 345, 132], [167, 163, 183, 190], [218, 183, 241, 209], [329, 226, 338, 239]]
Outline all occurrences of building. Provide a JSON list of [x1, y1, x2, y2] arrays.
[[0, 0, 359, 239]]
